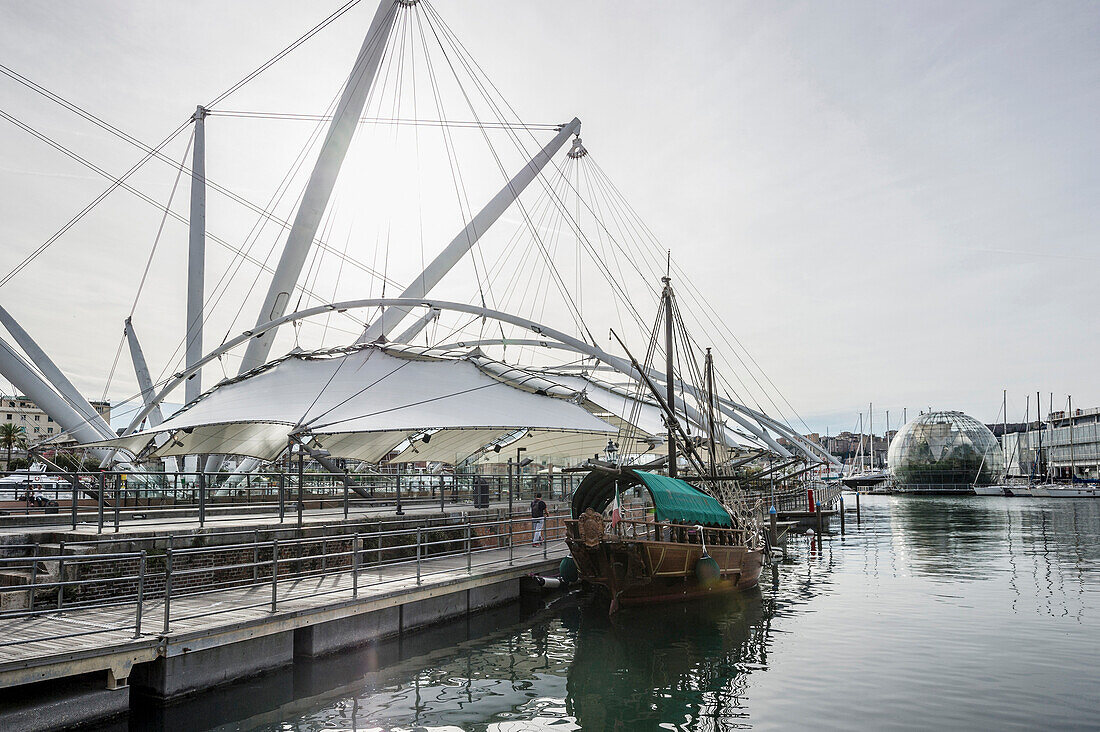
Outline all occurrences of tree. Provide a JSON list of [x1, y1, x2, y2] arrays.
[[1, 423, 27, 472]]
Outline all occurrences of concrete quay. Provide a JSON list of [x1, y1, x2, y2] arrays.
[[0, 513, 567, 731]]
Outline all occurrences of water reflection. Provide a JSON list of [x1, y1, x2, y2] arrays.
[[105, 496, 1100, 731]]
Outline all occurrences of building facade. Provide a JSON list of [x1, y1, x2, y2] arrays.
[[1, 394, 111, 447], [1003, 406, 1100, 481]]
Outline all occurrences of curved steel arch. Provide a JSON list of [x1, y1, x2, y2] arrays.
[[119, 298, 831, 464]]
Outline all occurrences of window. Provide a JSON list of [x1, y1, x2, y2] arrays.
[[34, 415, 39, 421], [33, 427, 39, 433], [20, 415, 26, 421], [5, 414, 10, 420], [47, 417, 53, 422], [47, 428, 53, 434]]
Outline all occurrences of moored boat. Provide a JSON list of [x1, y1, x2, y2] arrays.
[[564, 468, 764, 609]]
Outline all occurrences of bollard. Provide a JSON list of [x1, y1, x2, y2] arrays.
[[839, 495, 846, 535], [416, 528, 422, 585], [769, 505, 778, 549], [352, 533, 360, 598], [163, 548, 173, 634], [134, 550, 146, 638], [855, 491, 861, 523], [816, 502, 823, 537], [271, 539, 279, 612]]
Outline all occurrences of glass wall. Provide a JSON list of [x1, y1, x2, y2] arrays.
[[887, 411, 1004, 491]]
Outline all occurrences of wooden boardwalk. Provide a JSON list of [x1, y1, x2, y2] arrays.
[[0, 541, 566, 689]]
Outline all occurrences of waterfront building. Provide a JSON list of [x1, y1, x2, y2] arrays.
[[887, 410, 1004, 492], [0, 393, 111, 447], [1003, 406, 1100, 481]]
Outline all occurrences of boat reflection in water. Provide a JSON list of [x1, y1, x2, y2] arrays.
[[564, 591, 768, 730]]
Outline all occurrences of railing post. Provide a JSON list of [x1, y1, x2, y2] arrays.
[[440, 475, 445, 514], [134, 550, 146, 638], [278, 473, 286, 523], [198, 472, 206, 528], [163, 547, 173, 634], [508, 517, 514, 565], [543, 520, 548, 559], [253, 529, 260, 582], [466, 522, 472, 574], [29, 545, 38, 608], [322, 536, 328, 572], [56, 541, 65, 610], [416, 527, 422, 585], [352, 533, 360, 598], [343, 477, 349, 520], [113, 473, 121, 533], [70, 471, 78, 530], [271, 539, 279, 612], [395, 473, 404, 516], [97, 472, 105, 533]]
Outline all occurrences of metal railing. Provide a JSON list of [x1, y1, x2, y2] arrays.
[[0, 469, 585, 530], [0, 512, 569, 650]]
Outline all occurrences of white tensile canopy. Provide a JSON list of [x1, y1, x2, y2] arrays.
[[92, 346, 616, 463]]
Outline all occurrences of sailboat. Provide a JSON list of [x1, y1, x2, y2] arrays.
[[841, 408, 889, 489], [563, 277, 765, 610]]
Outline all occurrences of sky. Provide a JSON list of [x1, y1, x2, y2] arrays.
[[0, 0, 1097, 438]]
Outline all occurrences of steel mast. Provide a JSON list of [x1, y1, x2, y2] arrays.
[[663, 276, 678, 479], [238, 0, 403, 375]]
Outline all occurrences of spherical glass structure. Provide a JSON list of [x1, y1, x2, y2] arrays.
[[887, 411, 1004, 491]]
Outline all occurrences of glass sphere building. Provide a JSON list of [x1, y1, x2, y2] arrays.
[[887, 411, 1004, 492]]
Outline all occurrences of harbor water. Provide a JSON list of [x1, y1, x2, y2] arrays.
[[122, 494, 1100, 730]]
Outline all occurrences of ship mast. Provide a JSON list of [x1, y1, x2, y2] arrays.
[[705, 347, 718, 479], [663, 276, 678, 479]]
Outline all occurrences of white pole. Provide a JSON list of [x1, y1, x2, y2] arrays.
[[0, 305, 113, 439], [0, 335, 110, 446], [186, 106, 207, 407], [238, 0, 401, 375], [392, 307, 440, 344], [357, 118, 582, 344], [124, 317, 164, 428]]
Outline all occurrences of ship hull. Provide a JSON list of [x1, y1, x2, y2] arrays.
[[566, 537, 764, 607]]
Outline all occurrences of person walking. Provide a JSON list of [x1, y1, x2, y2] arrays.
[[530, 492, 547, 546]]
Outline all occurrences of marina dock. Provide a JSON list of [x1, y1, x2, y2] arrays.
[[0, 505, 566, 729]]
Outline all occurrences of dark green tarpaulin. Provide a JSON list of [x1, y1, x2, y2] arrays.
[[571, 469, 732, 527]]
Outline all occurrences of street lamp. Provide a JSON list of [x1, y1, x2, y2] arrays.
[[509, 447, 530, 516], [604, 439, 619, 464]]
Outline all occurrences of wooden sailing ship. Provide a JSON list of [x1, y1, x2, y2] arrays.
[[564, 277, 765, 610]]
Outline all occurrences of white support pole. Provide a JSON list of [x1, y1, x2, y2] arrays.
[[392, 307, 440, 344], [0, 335, 110, 446], [357, 117, 582, 344], [124, 317, 163, 429], [238, 0, 400, 375], [0, 305, 113, 439], [186, 106, 206, 407]]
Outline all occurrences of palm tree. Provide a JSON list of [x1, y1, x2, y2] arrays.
[[1, 424, 26, 472]]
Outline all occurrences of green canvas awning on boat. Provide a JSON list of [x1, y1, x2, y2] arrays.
[[571, 469, 732, 527]]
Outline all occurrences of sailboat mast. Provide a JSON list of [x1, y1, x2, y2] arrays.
[[1069, 395, 1075, 482], [1037, 391, 1043, 482], [1002, 389, 1007, 477], [705, 348, 718, 479], [663, 276, 678, 479], [869, 402, 874, 471]]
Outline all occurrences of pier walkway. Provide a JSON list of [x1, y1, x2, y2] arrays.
[[0, 516, 567, 700]]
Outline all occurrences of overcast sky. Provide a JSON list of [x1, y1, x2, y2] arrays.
[[1, 1, 1097, 437]]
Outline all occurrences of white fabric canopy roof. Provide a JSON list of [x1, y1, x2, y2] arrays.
[[92, 347, 615, 462]]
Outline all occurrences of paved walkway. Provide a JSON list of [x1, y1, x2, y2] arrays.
[[0, 540, 567, 688]]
